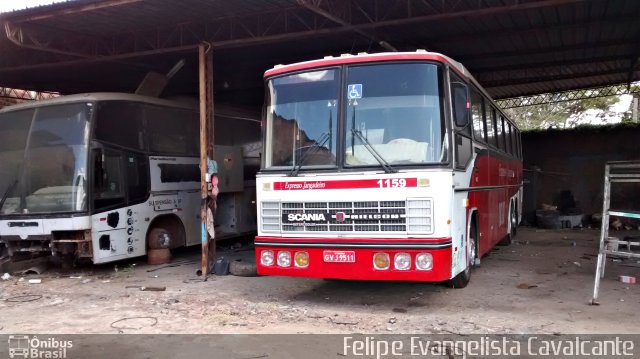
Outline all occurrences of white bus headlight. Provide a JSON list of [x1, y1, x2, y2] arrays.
[[261, 250, 274, 266], [415, 253, 433, 271], [277, 251, 291, 267], [394, 253, 411, 270]]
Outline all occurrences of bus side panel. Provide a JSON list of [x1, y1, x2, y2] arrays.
[[92, 207, 136, 263], [452, 155, 475, 277], [469, 149, 491, 257]]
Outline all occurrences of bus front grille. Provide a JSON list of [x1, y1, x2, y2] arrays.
[[260, 199, 432, 235]]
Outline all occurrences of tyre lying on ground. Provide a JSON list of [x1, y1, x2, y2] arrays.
[[229, 259, 258, 277]]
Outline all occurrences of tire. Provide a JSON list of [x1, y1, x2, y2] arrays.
[[447, 220, 477, 289], [147, 248, 171, 265], [229, 259, 258, 277], [498, 202, 518, 246], [510, 202, 518, 238], [147, 228, 171, 249]]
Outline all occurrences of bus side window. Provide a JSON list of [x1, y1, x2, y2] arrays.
[[450, 74, 472, 169], [125, 153, 149, 204], [496, 115, 507, 152], [470, 89, 486, 142], [451, 81, 470, 132], [504, 121, 512, 155]]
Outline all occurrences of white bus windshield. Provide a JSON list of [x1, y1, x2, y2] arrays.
[[345, 63, 445, 166], [263, 63, 446, 171], [0, 103, 91, 215], [265, 69, 340, 169]]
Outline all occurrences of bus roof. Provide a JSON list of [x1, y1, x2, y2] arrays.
[[264, 50, 509, 118], [265, 50, 474, 80], [0, 92, 195, 113]]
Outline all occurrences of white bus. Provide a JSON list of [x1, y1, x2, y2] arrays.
[[0, 93, 258, 266], [255, 51, 522, 287]]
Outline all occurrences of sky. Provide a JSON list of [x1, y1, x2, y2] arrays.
[[0, 0, 70, 13]]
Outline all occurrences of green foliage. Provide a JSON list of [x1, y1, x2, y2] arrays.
[[522, 120, 640, 134], [505, 95, 620, 130]]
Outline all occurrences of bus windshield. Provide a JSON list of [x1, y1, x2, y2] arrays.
[[263, 62, 446, 171], [345, 63, 445, 166], [0, 103, 91, 215], [265, 68, 340, 169]]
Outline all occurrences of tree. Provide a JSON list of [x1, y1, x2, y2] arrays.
[[505, 95, 620, 130]]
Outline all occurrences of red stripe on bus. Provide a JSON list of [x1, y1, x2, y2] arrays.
[[255, 236, 451, 244], [272, 178, 417, 191]]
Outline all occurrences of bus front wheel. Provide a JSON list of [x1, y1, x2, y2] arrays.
[[447, 221, 477, 289]]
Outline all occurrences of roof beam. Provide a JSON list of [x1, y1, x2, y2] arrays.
[[456, 38, 639, 64], [420, 14, 639, 47], [0, 0, 590, 64], [626, 43, 640, 87], [497, 84, 640, 108], [471, 54, 634, 73], [296, 0, 397, 51], [482, 69, 628, 88], [337, 0, 589, 30], [7, 0, 143, 23]]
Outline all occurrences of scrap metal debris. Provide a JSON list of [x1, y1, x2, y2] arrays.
[[125, 285, 166, 291], [517, 283, 538, 289], [110, 316, 158, 330], [5, 294, 43, 303], [19, 264, 48, 275], [146, 259, 198, 272]]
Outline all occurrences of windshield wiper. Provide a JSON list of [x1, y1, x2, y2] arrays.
[[288, 132, 330, 177], [351, 129, 397, 174], [0, 179, 18, 212]]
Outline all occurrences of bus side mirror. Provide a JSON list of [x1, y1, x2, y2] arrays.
[[453, 85, 469, 128]]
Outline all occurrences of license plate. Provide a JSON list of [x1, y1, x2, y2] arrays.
[[323, 250, 355, 263]]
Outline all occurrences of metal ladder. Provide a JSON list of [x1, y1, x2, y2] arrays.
[[590, 161, 640, 305]]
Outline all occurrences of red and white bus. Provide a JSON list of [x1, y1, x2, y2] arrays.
[[254, 51, 522, 287]]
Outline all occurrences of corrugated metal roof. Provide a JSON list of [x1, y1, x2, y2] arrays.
[[0, 0, 638, 101], [0, 0, 75, 14]]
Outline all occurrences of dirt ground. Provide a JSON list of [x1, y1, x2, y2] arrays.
[[1, 227, 639, 335]]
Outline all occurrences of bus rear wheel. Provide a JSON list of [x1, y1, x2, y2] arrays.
[[498, 202, 518, 246], [147, 227, 172, 249], [447, 221, 477, 289], [510, 202, 518, 238]]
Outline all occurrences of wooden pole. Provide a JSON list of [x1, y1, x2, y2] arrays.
[[198, 43, 215, 277], [206, 43, 216, 271]]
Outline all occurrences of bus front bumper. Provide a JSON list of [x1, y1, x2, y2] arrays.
[[254, 236, 453, 282]]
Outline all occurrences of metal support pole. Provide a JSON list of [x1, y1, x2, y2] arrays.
[[591, 164, 611, 305], [199, 43, 215, 277]]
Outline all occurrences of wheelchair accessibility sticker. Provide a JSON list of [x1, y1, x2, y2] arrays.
[[347, 84, 363, 99]]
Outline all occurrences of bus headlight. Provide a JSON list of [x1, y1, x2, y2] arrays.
[[373, 252, 390, 270], [277, 251, 291, 267], [394, 253, 411, 270], [294, 251, 309, 268], [415, 253, 433, 271], [260, 250, 274, 266]]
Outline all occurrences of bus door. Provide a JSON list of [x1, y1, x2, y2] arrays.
[[91, 148, 130, 261], [450, 74, 473, 270]]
